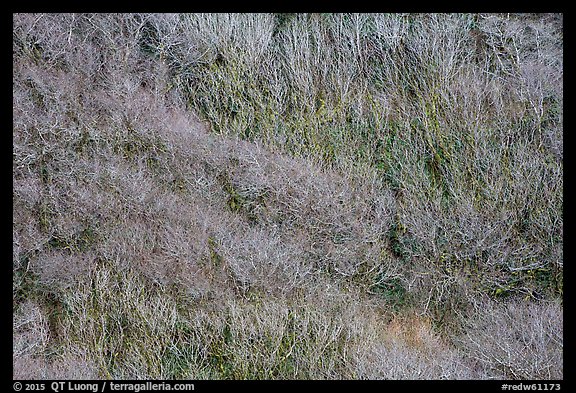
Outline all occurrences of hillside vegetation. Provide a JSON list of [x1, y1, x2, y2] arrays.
[[13, 13, 563, 379]]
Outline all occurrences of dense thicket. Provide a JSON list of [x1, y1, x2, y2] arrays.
[[13, 13, 562, 379]]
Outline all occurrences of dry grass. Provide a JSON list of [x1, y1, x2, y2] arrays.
[[13, 13, 562, 379]]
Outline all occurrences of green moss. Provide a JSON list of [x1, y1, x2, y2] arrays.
[[219, 173, 267, 223], [112, 122, 168, 168], [47, 225, 99, 253], [24, 77, 46, 109], [207, 325, 235, 379], [161, 344, 196, 379], [73, 128, 99, 155], [38, 201, 53, 232], [272, 310, 297, 378], [13, 261, 41, 308], [160, 320, 199, 379], [387, 217, 420, 261], [39, 158, 51, 185], [371, 276, 409, 311], [207, 237, 223, 268], [511, 265, 563, 299], [272, 13, 297, 36]]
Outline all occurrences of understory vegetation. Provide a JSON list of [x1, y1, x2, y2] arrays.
[[13, 13, 562, 379]]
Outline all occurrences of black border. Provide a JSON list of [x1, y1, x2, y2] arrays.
[[10, 7, 569, 390]]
